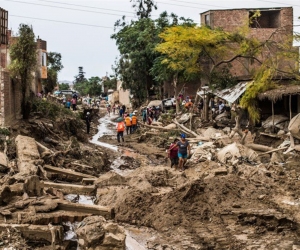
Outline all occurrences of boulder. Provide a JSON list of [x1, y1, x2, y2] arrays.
[[76, 216, 125, 250]]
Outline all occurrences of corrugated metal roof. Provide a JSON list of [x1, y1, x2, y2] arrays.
[[197, 81, 252, 103]]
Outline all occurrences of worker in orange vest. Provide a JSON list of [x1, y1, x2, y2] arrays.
[[116, 120, 125, 143], [125, 115, 132, 135], [131, 112, 138, 133]]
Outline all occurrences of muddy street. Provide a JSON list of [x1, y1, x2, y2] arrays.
[[1, 104, 300, 250]]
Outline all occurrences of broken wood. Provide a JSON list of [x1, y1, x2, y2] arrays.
[[82, 178, 97, 185], [173, 119, 199, 137], [44, 165, 96, 182], [57, 200, 114, 219], [43, 181, 96, 195], [246, 143, 274, 152], [258, 146, 289, 156], [139, 122, 181, 131], [35, 141, 54, 155], [0, 223, 63, 244]]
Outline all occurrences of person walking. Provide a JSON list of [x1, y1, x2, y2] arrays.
[[71, 97, 77, 111], [85, 112, 91, 134], [169, 133, 191, 171], [168, 138, 179, 169], [131, 112, 137, 132], [116, 119, 125, 143], [125, 115, 132, 135]]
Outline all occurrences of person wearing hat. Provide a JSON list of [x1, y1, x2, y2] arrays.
[[85, 112, 92, 134], [169, 133, 191, 171], [116, 118, 125, 143]]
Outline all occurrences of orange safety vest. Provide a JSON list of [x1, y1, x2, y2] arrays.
[[117, 122, 125, 132], [131, 115, 137, 125], [125, 117, 131, 126]]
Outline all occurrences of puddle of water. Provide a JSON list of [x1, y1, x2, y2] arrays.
[[90, 114, 119, 151], [64, 194, 95, 205]]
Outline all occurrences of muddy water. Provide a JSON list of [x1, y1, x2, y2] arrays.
[[90, 114, 149, 249], [90, 115, 118, 151]]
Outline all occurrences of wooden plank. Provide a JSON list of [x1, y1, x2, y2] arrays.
[[0, 224, 63, 244], [82, 178, 97, 185], [57, 200, 114, 219], [44, 165, 95, 181], [43, 181, 96, 195]]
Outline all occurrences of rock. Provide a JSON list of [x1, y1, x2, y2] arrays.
[[76, 216, 125, 250], [95, 172, 127, 187], [0, 186, 11, 205], [277, 130, 285, 136]]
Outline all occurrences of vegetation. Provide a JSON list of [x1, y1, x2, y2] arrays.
[[58, 82, 70, 90], [31, 98, 74, 119], [42, 52, 64, 93], [112, 4, 194, 105], [9, 24, 37, 119]]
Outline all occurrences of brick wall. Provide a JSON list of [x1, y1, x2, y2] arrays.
[[0, 69, 21, 126], [201, 7, 296, 80]]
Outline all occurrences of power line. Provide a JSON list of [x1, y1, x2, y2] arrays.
[[10, 14, 114, 29], [36, 0, 135, 14], [165, 0, 224, 8], [258, 0, 300, 8], [3, 0, 136, 18]]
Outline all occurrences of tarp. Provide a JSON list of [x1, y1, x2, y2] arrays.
[[147, 100, 162, 107], [197, 81, 252, 103]]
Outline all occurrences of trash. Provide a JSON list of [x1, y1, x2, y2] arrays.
[[217, 142, 258, 165]]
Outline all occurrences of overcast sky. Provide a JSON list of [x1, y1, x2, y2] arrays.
[[1, 0, 300, 82]]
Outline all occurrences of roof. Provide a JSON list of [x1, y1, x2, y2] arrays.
[[200, 7, 285, 15], [197, 81, 252, 103], [258, 84, 300, 102]]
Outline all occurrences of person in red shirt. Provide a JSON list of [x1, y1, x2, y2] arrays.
[[168, 138, 179, 169]]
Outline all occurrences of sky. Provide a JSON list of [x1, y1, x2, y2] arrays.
[[0, 0, 300, 82]]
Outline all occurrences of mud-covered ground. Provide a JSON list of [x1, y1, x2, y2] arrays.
[[1, 99, 300, 249], [95, 114, 300, 250]]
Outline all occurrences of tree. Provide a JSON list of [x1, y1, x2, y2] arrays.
[[112, 10, 194, 105], [58, 83, 70, 90], [130, 0, 157, 19], [155, 22, 299, 121], [42, 52, 64, 93], [9, 24, 37, 119]]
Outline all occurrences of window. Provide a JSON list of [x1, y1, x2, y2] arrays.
[[205, 14, 210, 26], [249, 10, 280, 28], [42, 52, 47, 66]]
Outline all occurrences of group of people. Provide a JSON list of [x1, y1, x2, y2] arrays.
[[142, 106, 161, 125], [116, 111, 138, 143], [167, 133, 191, 172], [62, 93, 78, 111]]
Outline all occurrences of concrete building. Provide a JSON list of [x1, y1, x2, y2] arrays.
[[0, 7, 48, 126]]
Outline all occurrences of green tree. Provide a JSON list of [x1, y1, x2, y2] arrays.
[[42, 52, 64, 93], [87, 76, 102, 96], [58, 82, 70, 90], [9, 24, 37, 119], [156, 22, 300, 121], [112, 9, 194, 105]]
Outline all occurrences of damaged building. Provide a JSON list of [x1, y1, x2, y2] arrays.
[[199, 7, 299, 120]]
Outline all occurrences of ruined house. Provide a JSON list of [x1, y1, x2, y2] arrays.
[[199, 7, 299, 118], [0, 7, 47, 126]]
